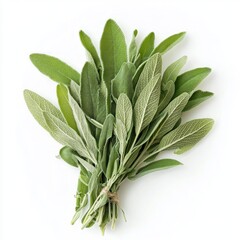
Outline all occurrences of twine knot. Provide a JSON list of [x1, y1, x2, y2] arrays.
[[101, 187, 119, 204]]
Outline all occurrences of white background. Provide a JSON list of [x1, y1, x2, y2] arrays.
[[0, 0, 240, 239]]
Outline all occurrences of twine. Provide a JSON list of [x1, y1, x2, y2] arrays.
[[101, 187, 120, 204]]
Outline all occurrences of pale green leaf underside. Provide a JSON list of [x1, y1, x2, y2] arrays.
[[134, 73, 161, 135], [24, 89, 65, 131], [159, 118, 214, 151]]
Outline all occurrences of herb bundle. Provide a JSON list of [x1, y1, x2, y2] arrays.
[[24, 19, 214, 233]]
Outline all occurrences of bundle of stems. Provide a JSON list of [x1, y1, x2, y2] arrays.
[[24, 19, 214, 233]]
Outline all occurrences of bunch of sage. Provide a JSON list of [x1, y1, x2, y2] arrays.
[[24, 19, 214, 233]]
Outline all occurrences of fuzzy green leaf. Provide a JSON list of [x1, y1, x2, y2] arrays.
[[133, 53, 162, 102], [131, 159, 183, 179], [69, 80, 81, 105], [134, 74, 161, 135], [135, 32, 155, 66], [30, 54, 80, 85], [24, 89, 65, 131], [100, 19, 127, 89], [184, 90, 214, 111], [116, 94, 133, 132], [80, 62, 99, 119], [157, 80, 175, 114], [159, 118, 214, 152], [157, 93, 189, 139], [152, 32, 186, 55], [57, 84, 78, 132], [43, 112, 94, 162], [99, 114, 115, 151], [129, 29, 138, 62], [162, 56, 187, 84], [111, 63, 135, 100], [59, 146, 78, 167], [79, 30, 101, 70], [174, 68, 211, 97], [68, 93, 98, 160]]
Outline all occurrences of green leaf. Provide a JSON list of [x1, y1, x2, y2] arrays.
[[69, 80, 81, 104], [129, 29, 138, 62], [116, 94, 132, 132], [134, 74, 161, 135], [130, 159, 183, 179], [184, 90, 214, 111], [157, 93, 189, 139], [111, 63, 135, 100], [56, 84, 78, 132], [68, 93, 98, 160], [97, 81, 109, 124], [115, 119, 127, 156], [24, 89, 65, 131], [99, 114, 115, 151], [152, 32, 186, 55], [133, 53, 162, 102], [43, 112, 94, 162], [135, 32, 155, 66], [100, 19, 127, 89], [136, 112, 168, 147], [159, 118, 214, 152], [174, 67, 211, 97], [106, 144, 119, 179], [30, 54, 80, 85], [132, 60, 147, 88], [79, 30, 101, 70], [162, 56, 187, 84], [156, 80, 175, 114], [80, 62, 99, 119], [59, 146, 78, 167]]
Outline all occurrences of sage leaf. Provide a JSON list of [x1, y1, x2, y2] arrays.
[[174, 67, 211, 97], [30, 54, 80, 85], [162, 56, 187, 84], [157, 93, 189, 139], [59, 146, 78, 167], [86, 116, 103, 129], [74, 155, 95, 173], [184, 90, 214, 111], [115, 119, 127, 156], [111, 63, 135, 100], [133, 53, 162, 102], [43, 112, 95, 162], [130, 159, 183, 179], [68, 93, 98, 159], [57, 84, 78, 132], [132, 159, 182, 179], [80, 62, 99, 119], [135, 32, 155, 66], [134, 74, 161, 135], [132, 61, 147, 88], [106, 144, 119, 179], [116, 94, 132, 132], [99, 114, 115, 151], [100, 19, 127, 89], [129, 29, 138, 62], [24, 89, 65, 131], [97, 81, 109, 124], [159, 118, 214, 152], [156, 80, 175, 114], [136, 112, 168, 147], [152, 32, 186, 55], [69, 80, 81, 105], [79, 30, 101, 70]]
